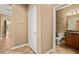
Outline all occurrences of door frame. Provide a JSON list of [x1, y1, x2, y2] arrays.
[[52, 7, 56, 51], [52, 4, 72, 51]]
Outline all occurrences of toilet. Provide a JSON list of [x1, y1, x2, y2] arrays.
[[56, 33, 64, 45]]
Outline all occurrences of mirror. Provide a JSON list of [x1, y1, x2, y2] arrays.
[[66, 14, 79, 31]]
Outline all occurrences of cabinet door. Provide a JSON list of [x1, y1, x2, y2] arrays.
[[65, 33, 74, 47], [74, 34, 79, 49]]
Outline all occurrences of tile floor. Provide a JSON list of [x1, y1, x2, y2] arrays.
[[12, 45, 79, 54], [0, 37, 78, 54], [12, 46, 34, 54], [49, 45, 79, 54]]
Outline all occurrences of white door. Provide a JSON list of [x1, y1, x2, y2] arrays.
[[28, 6, 37, 53]]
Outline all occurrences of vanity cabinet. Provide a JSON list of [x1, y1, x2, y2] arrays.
[[65, 31, 79, 49], [74, 34, 79, 49], [65, 33, 74, 48]]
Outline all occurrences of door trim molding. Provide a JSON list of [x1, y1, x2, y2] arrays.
[[56, 4, 72, 11], [52, 7, 56, 51]]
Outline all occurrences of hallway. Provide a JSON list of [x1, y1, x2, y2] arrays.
[[0, 4, 78, 54]]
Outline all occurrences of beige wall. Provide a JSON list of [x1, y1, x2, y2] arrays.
[[56, 4, 79, 33], [12, 4, 28, 46], [0, 16, 1, 37], [40, 5, 53, 53]]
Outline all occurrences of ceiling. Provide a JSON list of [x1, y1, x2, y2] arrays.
[[53, 4, 70, 10]]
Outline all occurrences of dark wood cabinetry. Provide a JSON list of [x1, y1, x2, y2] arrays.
[[65, 33, 74, 48], [74, 34, 79, 49], [65, 31, 79, 49]]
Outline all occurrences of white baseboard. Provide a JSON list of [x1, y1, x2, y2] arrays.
[[27, 44, 39, 54], [45, 49, 54, 54], [11, 43, 28, 50], [11, 43, 54, 54]]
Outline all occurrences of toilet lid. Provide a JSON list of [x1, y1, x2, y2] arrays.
[[56, 37, 62, 40]]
